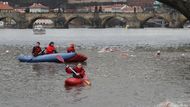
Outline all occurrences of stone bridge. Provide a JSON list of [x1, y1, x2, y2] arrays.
[[0, 12, 25, 28], [158, 0, 190, 19], [0, 12, 187, 28]]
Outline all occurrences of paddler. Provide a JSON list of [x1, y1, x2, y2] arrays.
[[32, 42, 42, 57], [45, 42, 57, 54], [65, 63, 86, 78], [67, 43, 75, 53]]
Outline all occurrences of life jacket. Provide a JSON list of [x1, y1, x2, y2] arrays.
[[65, 66, 85, 78], [46, 45, 56, 54], [67, 47, 75, 53], [32, 46, 42, 57]]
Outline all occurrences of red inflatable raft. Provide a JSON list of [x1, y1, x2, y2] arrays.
[[65, 78, 91, 86], [65, 53, 87, 62]]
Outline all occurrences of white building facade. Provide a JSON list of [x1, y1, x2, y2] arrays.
[[29, 3, 49, 13]]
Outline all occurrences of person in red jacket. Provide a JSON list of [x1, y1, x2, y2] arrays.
[[45, 42, 57, 54], [67, 43, 75, 53], [32, 42, 42, 57], [65, 63, 86, 78]]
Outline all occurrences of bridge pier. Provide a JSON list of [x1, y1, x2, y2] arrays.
[[54, 17, 66, 28], [128, 14, 141, 28], [91, 13, 102, 28], [16, 21, 27, 29], [168, 11, 186, 28], [128, 20, 141, 28]]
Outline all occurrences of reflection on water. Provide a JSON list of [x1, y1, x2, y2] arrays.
[[32, 63, 58, 77], [65, 86, 88, 103]]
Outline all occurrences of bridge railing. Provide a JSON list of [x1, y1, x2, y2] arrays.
[[22, 10, 179, 14]]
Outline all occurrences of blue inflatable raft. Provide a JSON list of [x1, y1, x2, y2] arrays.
[[18, 53, 76, 63]]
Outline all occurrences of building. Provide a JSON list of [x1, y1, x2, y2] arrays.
[[0, 2, 14, 12], [122, 5, 143, 13], [153, 1, 161, 10], [74, 4, 142, 13], [102, 4, 142, 13], [127, 0, 154, 9], [29, 3, 49, 13], [15, 7, 26, 13], [68, 0, 126, 3]]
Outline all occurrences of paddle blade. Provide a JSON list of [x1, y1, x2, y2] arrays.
[[83, 74, 88, 80], [83, 74, 91, 85], [83, 80, 91, 86], [56, 55, 64, 63]]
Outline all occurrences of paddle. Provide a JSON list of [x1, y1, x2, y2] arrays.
[[56, 55, 80, 76], [38, 49, 45, 55], [68, 67, 79, 76], [82, 75, 91, 85], [56, 55, 91, 85]]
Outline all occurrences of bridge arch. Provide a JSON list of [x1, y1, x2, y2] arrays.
[[140, 15, 169, 28], [181, 19, 190, 28], [0, 17, 18, 28], [64, 16, 91, 28], [29, 17, 55, 28], [157, 0, 190, 19], [101, 16, 128, 28]]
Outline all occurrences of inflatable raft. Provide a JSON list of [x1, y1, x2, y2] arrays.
[[65, 78, 91, 86], [18, 53, 87, 63]]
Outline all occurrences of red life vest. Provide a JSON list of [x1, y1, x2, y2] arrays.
[[65, 66, 86, 78], [67, 47, 75, 53], [32, 46, 42, 57], [46, 45, 56, 54]]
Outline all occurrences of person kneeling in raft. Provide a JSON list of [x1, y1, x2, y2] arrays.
[[67, 43, 75, 53], [32, 42, 44, 57], [45, 42, 58, 54], [65, 63, 86, 78]]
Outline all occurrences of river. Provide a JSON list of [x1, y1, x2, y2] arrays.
[[0, 28, 190, 107]]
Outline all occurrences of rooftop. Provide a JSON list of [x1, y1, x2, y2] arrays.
[[0, 2, 13, 10], [29, 3, 49, 9]]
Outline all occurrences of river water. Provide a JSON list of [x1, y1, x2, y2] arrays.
[[0, 28, 190, 107]]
